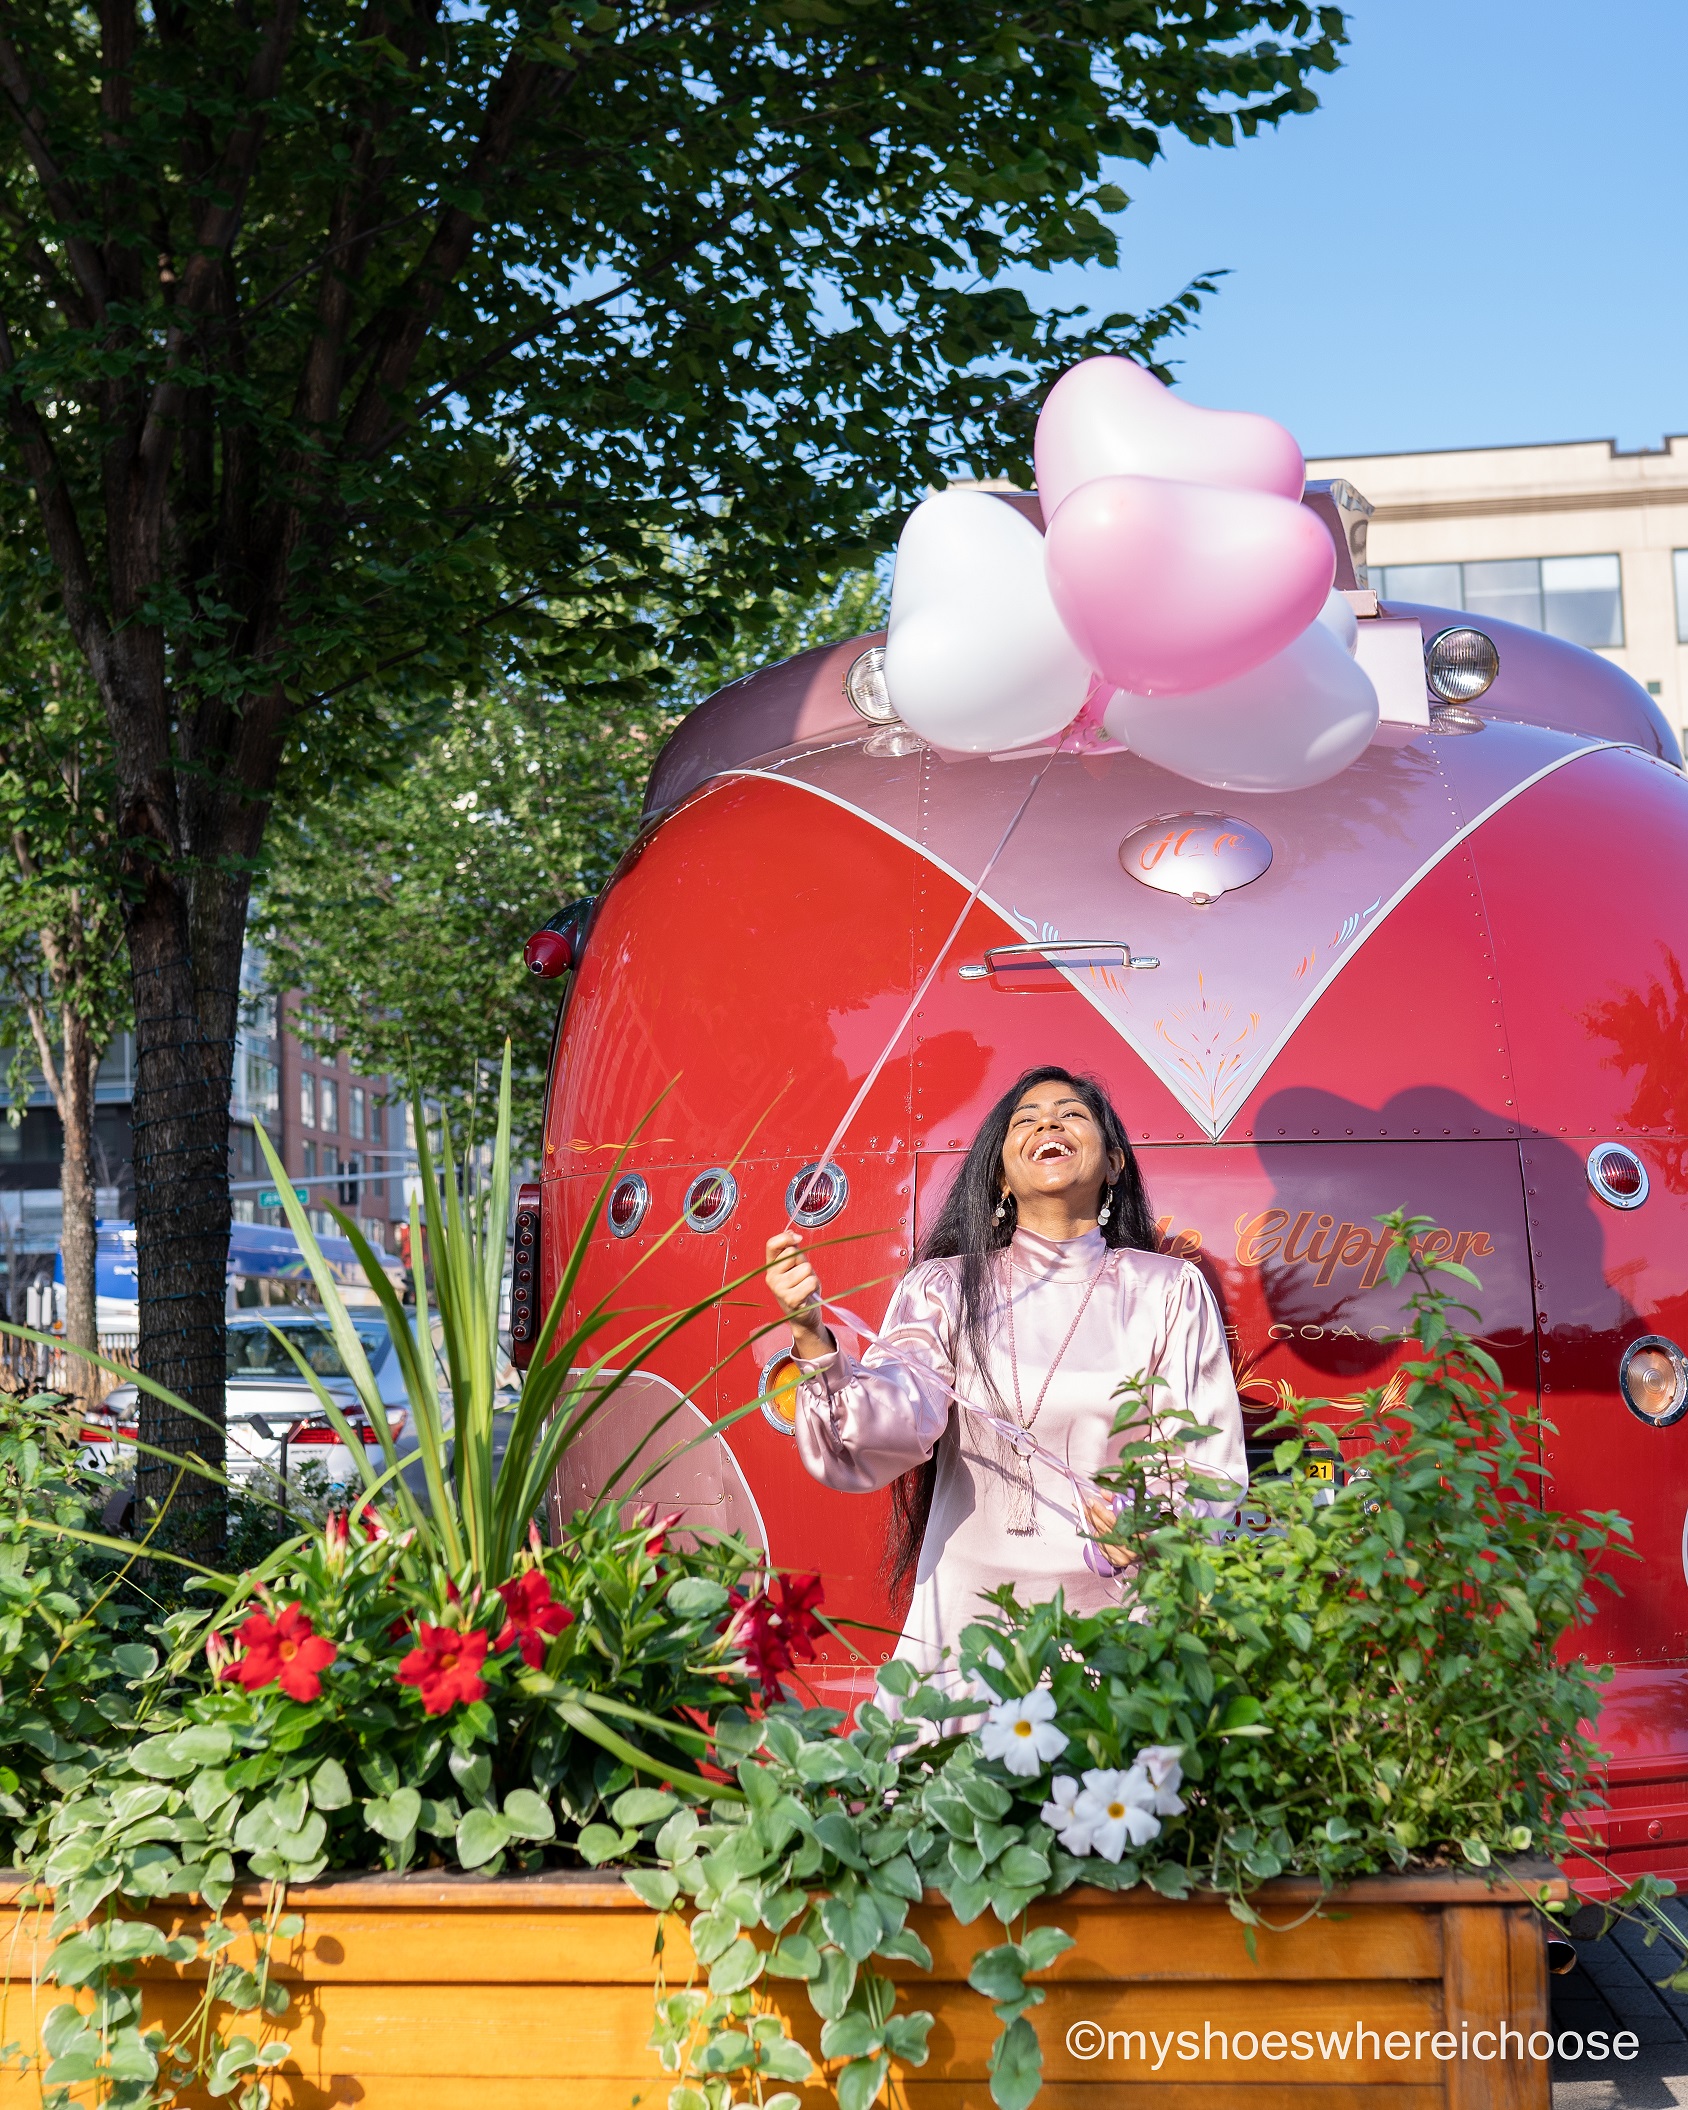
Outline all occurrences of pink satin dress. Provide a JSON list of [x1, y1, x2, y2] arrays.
[[793, 1225, 1247, 1675]]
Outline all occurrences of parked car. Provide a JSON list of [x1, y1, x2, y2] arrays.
[[83, 1309, 413, 1496], [81, 1309, 520, 1508]]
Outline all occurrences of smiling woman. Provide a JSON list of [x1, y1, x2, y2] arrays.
[[764, 1066, 1247, 1676]]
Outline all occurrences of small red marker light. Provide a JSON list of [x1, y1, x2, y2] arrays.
[[524, 928, 574, 978]]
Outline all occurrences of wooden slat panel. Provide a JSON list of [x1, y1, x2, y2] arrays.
[[906, 1899, 1441, 1983], [91, 1978, 1449, 2085], [935, 1983, 1446, 2083], [89, 1896, 1440, 1990], [128, 1904, 691, 1986], [1441, 1905, 1550, 2110], [901, 2090, 1450, 2109], [0, 1865, 1568, 1913], [1, 2081, 1452, 2110]]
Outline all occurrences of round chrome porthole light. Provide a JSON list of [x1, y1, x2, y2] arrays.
[[1119, 813, 1273, 905], [606, 1173, 649, 1239], [787, 1161, 849, 1228], [683, 1167, 738, 1233], [1425, 626, 1500, 705], [1588, 1142, 1649, 1210], [760, 1355, 801, 1436], [1620, 1335, 1688, 1427], [844, 645, 898, 724]]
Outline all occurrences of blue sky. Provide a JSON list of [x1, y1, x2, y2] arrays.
[[1030, 0, 1688, 460]]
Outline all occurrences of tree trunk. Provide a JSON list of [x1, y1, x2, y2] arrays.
[[58, 1000, 98, 1400], [128, 868, 242, 1560]]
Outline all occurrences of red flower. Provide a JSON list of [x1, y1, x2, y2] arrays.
[[495, 1570, 575, 1668], [643, 1510, 685, 1559], [396, 1624, 490, 1714], [220, 1604, 338, 1703], [724, 1572, 824, 1702]]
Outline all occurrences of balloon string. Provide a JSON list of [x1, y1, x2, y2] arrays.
[[786, 733, 1072, 1228]]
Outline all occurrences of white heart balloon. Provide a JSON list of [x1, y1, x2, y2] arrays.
[[1314, 584, 1359, 653], [884, 491, 1092, 753], [1104, 602, 1379, 794], [1034, 356, 1306, 517]]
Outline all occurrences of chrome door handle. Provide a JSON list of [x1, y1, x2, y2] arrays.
[[958, 941, 1159, 980]]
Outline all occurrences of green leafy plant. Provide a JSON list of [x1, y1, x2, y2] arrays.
[[5, 1055, 816, 2105], [9, 1208, 1678, 2110], [0, 1390, 147, 1846], [628, 1216, 1643, 2110]]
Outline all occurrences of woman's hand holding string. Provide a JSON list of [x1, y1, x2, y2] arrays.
[[765, 1232, 834, 1365], [1080, 1486, 1137, 1574]]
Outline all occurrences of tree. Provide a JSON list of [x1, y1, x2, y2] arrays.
[[254, 570, 889, 1148], [0, 586, 130, 1398], [0, 0, 1345, 1549]]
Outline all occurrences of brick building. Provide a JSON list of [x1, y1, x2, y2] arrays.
[[1, 949, 402, 1311]]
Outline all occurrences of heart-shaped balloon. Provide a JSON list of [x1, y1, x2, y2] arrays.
[[1034, 356, 1305, 516], [1044, 474, 1335, 697], [1103, 595, 1379, 794], [884, 490, 1092, 753]]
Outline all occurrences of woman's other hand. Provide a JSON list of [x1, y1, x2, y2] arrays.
[[765, 1232, 834, 1364], [1081, 1487, 1136, 1574]]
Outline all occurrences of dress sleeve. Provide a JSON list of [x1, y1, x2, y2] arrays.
[[792, 1263, 958, 1494], [1153, 1262, 1248, 1519]]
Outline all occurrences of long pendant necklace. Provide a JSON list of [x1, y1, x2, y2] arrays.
[[1004, 1250, 1110, 1461]]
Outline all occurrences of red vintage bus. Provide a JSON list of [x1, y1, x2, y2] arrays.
[[525, 486, 1688, 1897]]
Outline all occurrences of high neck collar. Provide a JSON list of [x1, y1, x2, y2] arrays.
[[1008, 1223, 1106, 1279]]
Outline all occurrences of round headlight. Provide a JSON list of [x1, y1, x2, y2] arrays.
[[1620, 1335, 1688, 1427], [844, 645, 898, 724], [1588, 1143, 1649, 1210], [606, 1173, 649, 1238], [787, 1161, 849, 1228], [760, 1355, 801, 1435], [683, 1167, 738, 1233], [1425, 626, 1500, 704]]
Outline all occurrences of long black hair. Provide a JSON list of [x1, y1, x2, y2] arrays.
[[886, 1066, 1159, 1595]]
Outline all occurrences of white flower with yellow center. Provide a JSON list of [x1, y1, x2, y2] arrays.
[[978, 1686, 1068, 1777], [1137, 1744, 1186, 1815], [1039, 1774, 1092, 1855], [1072, 1767, 1162, 1862]]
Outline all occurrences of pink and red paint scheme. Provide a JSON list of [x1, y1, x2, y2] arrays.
[[537, 517, 1688, 1895]]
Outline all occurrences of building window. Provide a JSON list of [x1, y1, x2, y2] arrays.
[[350, 1086, 365, 1140], [359, 1215, 388, 1252], [1673, 551, 1688, 644], [303, 1141, 317, 1179], [320, 1077, 339, 1133], [300, 1071, 316, 1127], [1378, 554, 1623, 647], [1541, 554, 1623, 646], [369, 1099, 382, 1145], [341, 1153, 361, 1208]]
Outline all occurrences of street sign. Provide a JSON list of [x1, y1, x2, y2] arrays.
[[257, 1187, 309, 1208]]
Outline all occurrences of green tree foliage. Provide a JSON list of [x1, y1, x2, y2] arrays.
[[254, 571, 890, 1146], [0, 0, 1347, 1544]]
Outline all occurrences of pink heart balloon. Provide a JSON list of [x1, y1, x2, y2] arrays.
[[1044, 474, 1335, 696], [1034, 356, 1305, 516], [1104, 605, 1379, 794]]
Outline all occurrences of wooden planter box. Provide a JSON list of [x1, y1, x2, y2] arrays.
[[0, 1863, 1561, 2108]]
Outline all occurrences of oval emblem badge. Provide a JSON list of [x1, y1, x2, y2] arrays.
[[1118, 813, 1273, 905]]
